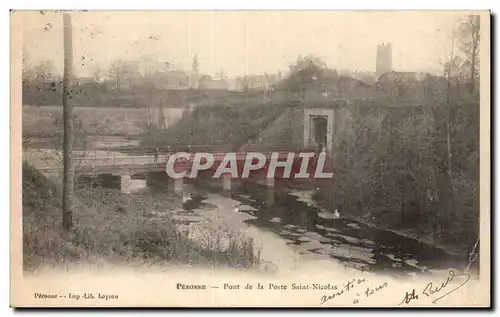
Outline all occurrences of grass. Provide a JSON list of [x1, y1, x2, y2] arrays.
[[22, 163, 259, 272], [141, 102, 292, 150], [22, 105, 151, 138]]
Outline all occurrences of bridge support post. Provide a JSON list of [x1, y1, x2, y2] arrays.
[[168, 177, 184, 195], [265, 178, 275, 207], [222, 173, 232, 196], [266, 188, 275, 207], [120, 173, 132, 194], [265, 178, 275, 188]]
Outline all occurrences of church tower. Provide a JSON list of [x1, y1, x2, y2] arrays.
[[376, 42, 393, 77], [190, 54, 200, 89]]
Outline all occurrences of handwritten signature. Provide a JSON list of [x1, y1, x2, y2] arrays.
[[399, 270, 470, 305], [319, 277, 366, 305]]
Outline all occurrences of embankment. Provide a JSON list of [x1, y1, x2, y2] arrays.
[[22, 163, 259, 272], [141, 102, 292, 150]]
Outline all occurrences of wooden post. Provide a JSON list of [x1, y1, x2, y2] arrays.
[[62, 13, 74, 231]]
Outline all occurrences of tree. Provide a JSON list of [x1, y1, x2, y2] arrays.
[[91, 65, 102, 82], [140, 55, 159, 81], [108, 59, 142, 92], [288, 54, 327, 73], [279, 55, 328, 97], [139, 56, 158, 131], [444, 56, 470, 84], [109, 59, 124, 91], [458, 15, 480, 93]]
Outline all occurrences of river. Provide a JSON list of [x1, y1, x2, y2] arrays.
[[23, 147, 466, 276], [122, 176, 464, 277]]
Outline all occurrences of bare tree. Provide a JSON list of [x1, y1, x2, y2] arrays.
[[109, 59, 142, 92], [392, 74, 415, 102], [458, 15, 480, 93], [108, 59, 124, 91], [139, 56, 157, 130], [443, 19, 458, 219], [92, 65, 102, 82]]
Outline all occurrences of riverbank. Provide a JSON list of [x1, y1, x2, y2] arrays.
[[312, 195, 475, 263], [22, 163, 259, 272], [277, 184, 464, 258]]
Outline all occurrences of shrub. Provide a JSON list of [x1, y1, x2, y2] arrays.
[[317, 102, 479, 256]]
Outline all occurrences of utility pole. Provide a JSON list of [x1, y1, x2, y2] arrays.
[[62, 13, 74, 231]]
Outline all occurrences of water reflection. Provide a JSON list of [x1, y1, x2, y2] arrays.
[[81, 172, 465, 276], [208, 181, 463, 276]]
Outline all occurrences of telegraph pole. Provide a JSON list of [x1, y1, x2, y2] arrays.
[[62, 13, 74, 231]]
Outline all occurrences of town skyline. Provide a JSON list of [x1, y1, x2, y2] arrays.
[[20, 11, 465, 79]]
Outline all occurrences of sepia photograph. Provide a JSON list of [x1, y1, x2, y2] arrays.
[[10, 9, 490, 307]]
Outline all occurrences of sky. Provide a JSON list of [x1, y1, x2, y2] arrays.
[[16, 10, 468, 78]]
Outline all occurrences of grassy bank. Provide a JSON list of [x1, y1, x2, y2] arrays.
[[141, 102, 291, 150], [22, 163, 259, 272], [22, 105, 150, 139]]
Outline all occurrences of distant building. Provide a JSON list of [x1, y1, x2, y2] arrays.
[[151, 70, 190, 90], [198, 75, 229, 90], [376, 43, 393, 78], [226, 78, 238, 91], [165, 70, 190, 89]]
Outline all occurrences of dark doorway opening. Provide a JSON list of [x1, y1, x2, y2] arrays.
[[312, 116, 328, 148]]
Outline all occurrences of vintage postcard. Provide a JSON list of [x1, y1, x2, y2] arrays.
[[10, 10, 490, 307]]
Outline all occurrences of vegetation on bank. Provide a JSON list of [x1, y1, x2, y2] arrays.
[[23, 163, 259, 272], [22, 105, 149, 140], [313, 101, 479, 257], [141, 102, 292, 150]]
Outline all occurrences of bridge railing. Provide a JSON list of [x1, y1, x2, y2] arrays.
[[72, 144, 234, 153], [72, 142, 309, 154], [74, 154, 161, 167], [31, 145, 324, 174]]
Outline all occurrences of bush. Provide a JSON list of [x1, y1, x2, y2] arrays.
[[317, 102, 479, 256]]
